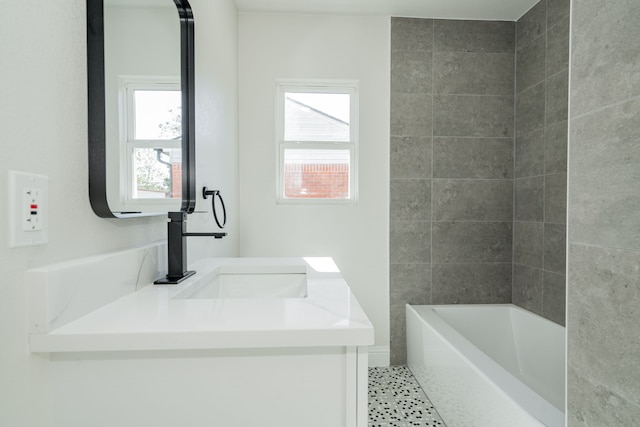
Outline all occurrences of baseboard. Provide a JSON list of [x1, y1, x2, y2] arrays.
[[368, 346, 390, 367]]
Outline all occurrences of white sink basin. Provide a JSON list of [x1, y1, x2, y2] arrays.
[[173, 265, 308, 299]]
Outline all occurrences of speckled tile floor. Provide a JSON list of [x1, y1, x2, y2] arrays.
[[368, 366, 446, 427]]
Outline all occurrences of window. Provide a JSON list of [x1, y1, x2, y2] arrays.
[[122, 78, 182, 202], [276, 81, 358, 203]]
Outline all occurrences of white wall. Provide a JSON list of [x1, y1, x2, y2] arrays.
[[0, 0, 238, 424], [238, 13, 390, 356], [188, 0, 239, 259]]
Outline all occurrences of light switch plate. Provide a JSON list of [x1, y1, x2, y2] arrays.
[[8, 170, 49, 247]]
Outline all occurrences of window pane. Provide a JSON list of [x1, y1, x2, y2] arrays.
[[132, 148, 182, 199], [284, 92, 350, 142], [283, 149, 350, 199], [134, 90, 181, 140]]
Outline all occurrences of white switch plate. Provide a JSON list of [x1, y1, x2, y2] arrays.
[[8, 170, 49, 247]]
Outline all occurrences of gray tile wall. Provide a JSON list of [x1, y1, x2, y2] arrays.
[[568, 0, 640, 424], [390, 18, 515, 364], [513, 0, 569, 325]]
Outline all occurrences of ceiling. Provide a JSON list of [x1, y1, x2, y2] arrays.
[[234, 0, 539, 21]]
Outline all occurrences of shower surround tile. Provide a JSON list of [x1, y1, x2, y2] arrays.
[[391, 94, 433, 137], [545, 15, 570, 76], [391, 50, 433, 94], [433, 95, 514, 137], [391, 18, 433, 52], [515, 176, 544, 222], [514, 0, 569, 325], [433, 137, 513, 179], [390, 263, 431, 306], [569, 97, 640, 250], [515, 128, 545, 178], [515, 82, 545, 136], [431, 222, 512, 263], [391, 136, 432, 179], [516, 35, 546, 93], [543, 271, 566, 326], [546, 0, 570, 29], [544, 120, 568, 174], [434, 19, 514, 53], [516, 0, 546, 50], [544, 172, 567, 223], [570, 0, 640, 117], [545, 69, 569, 125], [513, 221, 544, 268], [512, 263, 543, 315], [390, 16, 516, 364], [432, 179, 513, 221], [544, 223, 566, 274], [433, 52, 514, 95], [390, 221, 431, 264], [391, 179, 432, 221], [431, 263, 512, 304]]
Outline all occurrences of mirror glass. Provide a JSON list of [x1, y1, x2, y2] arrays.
[[87, 0, 196, 217]]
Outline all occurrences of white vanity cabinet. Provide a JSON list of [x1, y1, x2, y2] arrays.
[[28, 248, 373, 427]]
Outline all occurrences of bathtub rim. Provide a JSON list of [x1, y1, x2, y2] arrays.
[[407, 303, 565, 427]]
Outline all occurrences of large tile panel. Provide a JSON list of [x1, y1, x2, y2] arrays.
[[547, 0, 570, 29], [390, 263, 431, 306], [516, 82, 545, 136], [390, 179, 431, 221], [546, 69, 569, 125], [390, 305, 408, 365], [434, 19, 515, 53], [569, 98, 640, 250], [433, 95, 514, 137], [516, 128, 545, 178], [516, 35, 546, 93], [391, 50, 432, 94], [432, 263, 512, 304], [390, 136, 432, 179], [544, 120, 568, 174], [568, 367, 640, 427], [544, 223, 566, 274], [514, 221, 544, 268], [544, 172, 567, 223], [570, 1, 640, 116], [433, 137, 513, 179], [512, 263, 543, 315], [516, 0, 546, 50], [432, 179, 513, 221], [546, 15, 570, 77], [433, 52, 514, 95], [568, 244, 640, 414], [391, 18, 433, 52], [515, 176, 544, 221], [391, 93, 433, 137], [390, 221, 431, 264], [543, 271, 566, 325], [432, 221, 512, 263]]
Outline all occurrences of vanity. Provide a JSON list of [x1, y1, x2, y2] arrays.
[[70, 1, 373, 425], [28, 244, 373, 427]]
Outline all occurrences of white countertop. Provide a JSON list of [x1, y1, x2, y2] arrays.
[[29, 257, 374, 353]]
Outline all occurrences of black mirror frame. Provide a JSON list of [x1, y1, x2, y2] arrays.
[[86, 0, 196, 218]]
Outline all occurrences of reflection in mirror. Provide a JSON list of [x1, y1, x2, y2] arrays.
[[87, 0, 196, 217]]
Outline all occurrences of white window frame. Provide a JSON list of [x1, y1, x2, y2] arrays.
[[119, 76, 181, 207], [275, 79, 359, 204]]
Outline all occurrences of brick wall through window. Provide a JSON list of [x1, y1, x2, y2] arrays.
[[284, 163, 349, 199]]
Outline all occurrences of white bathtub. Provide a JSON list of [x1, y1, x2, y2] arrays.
[[407, 304, 565, 427]]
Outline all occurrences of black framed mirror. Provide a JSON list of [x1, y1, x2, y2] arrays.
[[87, 0, 196, 218]]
